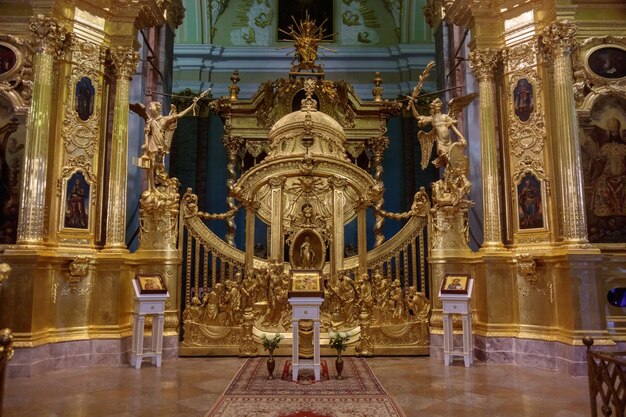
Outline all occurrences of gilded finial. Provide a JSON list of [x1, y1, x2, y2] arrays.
[[229, 70, 240, 101], [301, 78, 318, 111], [372, 71, 383, 102]]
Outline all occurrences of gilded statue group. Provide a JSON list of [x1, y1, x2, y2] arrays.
[[184, 265, 430, 332]]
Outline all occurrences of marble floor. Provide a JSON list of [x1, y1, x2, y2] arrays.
[[3, 356, 590, 417]]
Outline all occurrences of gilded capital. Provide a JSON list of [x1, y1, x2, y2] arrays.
[[29, 14, 69, 56], [222, 135, 244, 155], [541, 20, 577, 57], [469, 48, 500, 81], [367, 135, 389, 156], [109, 46, 139, 80]]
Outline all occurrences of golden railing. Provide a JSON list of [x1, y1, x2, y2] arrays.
[[584, 336, 626, 417], [180, 190, 430, 308]]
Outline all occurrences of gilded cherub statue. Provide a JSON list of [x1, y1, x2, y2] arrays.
[[130, 89, 210, 193]]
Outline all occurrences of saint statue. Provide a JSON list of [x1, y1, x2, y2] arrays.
[[299, 236, 315, 268]]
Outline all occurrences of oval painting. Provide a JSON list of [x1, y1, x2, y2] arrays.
[[75, 77, 95, 121], [0, 44, 17, 75], [513, 78, 534, 122], [588, 47, 626, 79]]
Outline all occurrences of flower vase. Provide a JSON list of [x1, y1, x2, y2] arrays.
[[267, 350, 275, 379], [335, 351, 344, 380]]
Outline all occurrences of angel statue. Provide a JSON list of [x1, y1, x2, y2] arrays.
[[130, 89, 210, 193], [407, 94, 478, 171]]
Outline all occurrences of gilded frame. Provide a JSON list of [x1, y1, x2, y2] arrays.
[[0, 41, 23, 81], [512, 168, 549, 233], [584, 43, 626, 81], [440, 274, 470, 295], [59, 169, 94, 233], [136, 274, 168, 294]]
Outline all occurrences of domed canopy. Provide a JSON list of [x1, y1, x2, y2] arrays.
[[267, 88, 347, 160]]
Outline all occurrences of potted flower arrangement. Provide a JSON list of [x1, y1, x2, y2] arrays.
[[261, 333, 283, 379], [329, 332, 349, 379]]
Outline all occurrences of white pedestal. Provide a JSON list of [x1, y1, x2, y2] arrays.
[[131, 281, 169, 369], [439, 281, 474, 368], [288, 296, 323, 382]]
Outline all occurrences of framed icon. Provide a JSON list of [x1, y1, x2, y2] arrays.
[[288, 270, 323, 297], [136, 274, 167, 294], [440, 274, 470, 294], [587, 46, 626, 80]]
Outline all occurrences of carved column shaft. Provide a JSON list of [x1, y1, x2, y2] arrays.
[[469, 48, 505, 250], [223, 135, 242, 247], [244, 204, 256, 272], [357, 206, 367, 275], [105, 46, 138, 250], [269, 177, 285, 261], [369, 136, 389, 247], [17, 16, 67, 245], [541, 21, 588, 244], [330, 177, 347, 277]]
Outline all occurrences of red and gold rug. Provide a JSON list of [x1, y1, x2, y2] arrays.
[[206, 357, 406, 417]]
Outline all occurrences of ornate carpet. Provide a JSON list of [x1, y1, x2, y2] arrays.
[[206, 357, 407, 417]]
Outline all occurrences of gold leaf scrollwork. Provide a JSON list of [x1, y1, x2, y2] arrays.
[[517, 253, 553, 303], [67, 256, 90, 292]]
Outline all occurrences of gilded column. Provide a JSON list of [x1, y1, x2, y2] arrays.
[[17, 15, 68, 245], [105, 46, 139, 251], [368, 136, 389, 247], [541, 21, 588, 244], [469, 48, 505, 250], [330, 176, 347, 277], [357, 204, 368, 275], [268, 177, 286, 261], [223, 135, 243, 247], [244, 201, 258, 273]]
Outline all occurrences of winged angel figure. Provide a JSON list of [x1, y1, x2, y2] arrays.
[[130, 90, 209, 193], [407, 91, 478, 171], [406, 62, 478, 207]]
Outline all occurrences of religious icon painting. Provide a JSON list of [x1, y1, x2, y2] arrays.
[[513, 78, 534, 122], [63, 171, 90, 230], [74, 77, 95, 121], [136, 274, 167, 294], [587, 46, 626, 80], [440, 274, 470, 295], [0, 44, 17, 76], [516, 172, 545, 231]]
